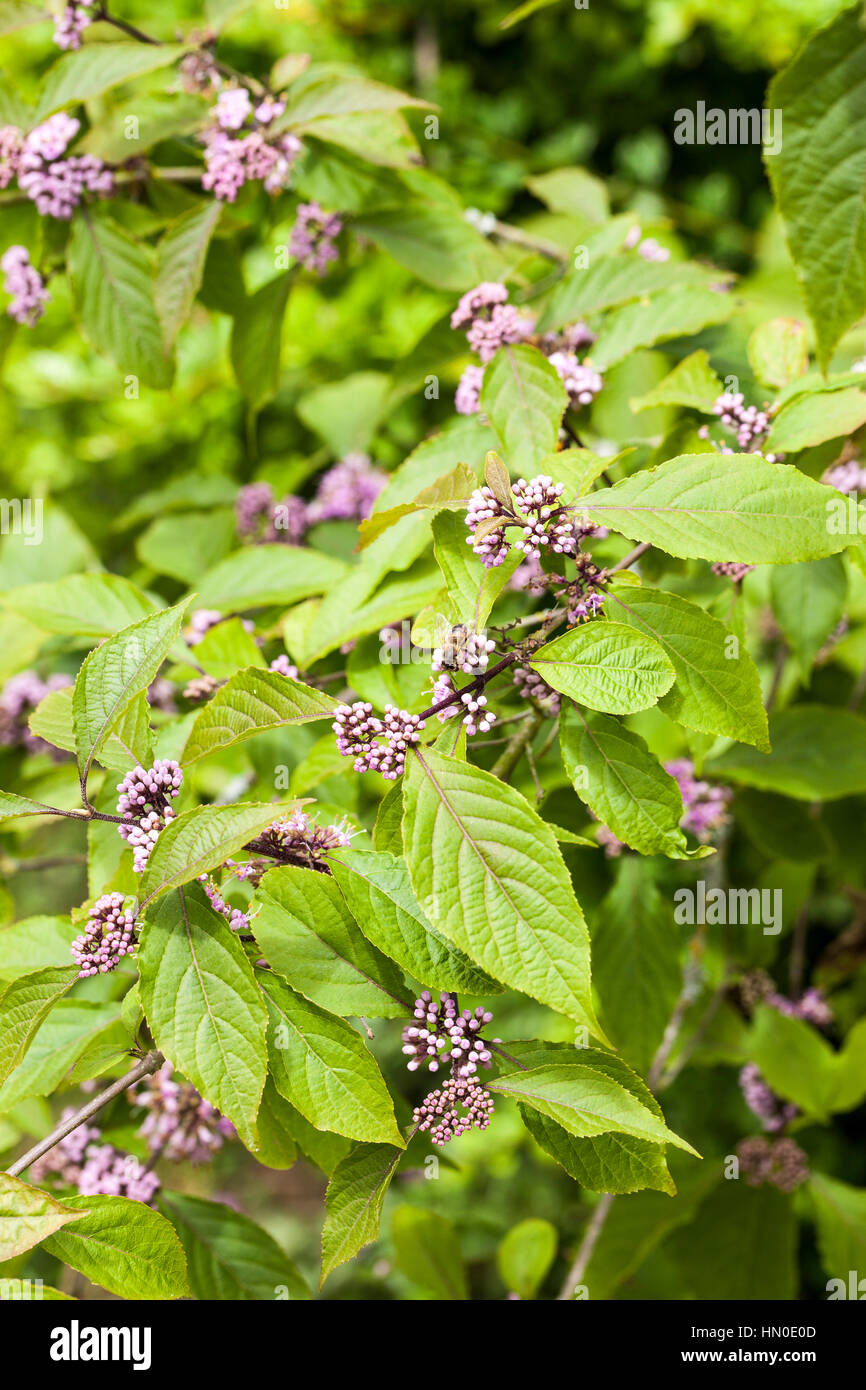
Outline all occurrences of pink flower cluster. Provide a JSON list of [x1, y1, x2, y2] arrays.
[[451, 281, 534, 363], [624, 225, 670, 262], [288, 201, 343, 274], [712, 561, 755, 583], [30, 1112, 159, 1205], [333, 701, 425, 779], [70, 892, 136, 978], [130, 1061, 235, 1163], [200, 85, 301, 201], [465, 474, 605, 570], [255, 807, 353, 865], [736, 1135, 809, 1192], [200, 875, 251, 933], [664, 758, 732, 841], [0, 114, 113, 219], [547, 351, 603, 408], [739, 1062, 798, 1133], [413, 1072, 495, 1146], [0, 669, 71, 754], [116, 760, 183, 873], [404, 992, 498, 1146], [513, 664, 560, 715], [53, 0, 97, 50], [825, 459, 866, 494], [235, 456, 386, 544], [1, 245, 49, 326]]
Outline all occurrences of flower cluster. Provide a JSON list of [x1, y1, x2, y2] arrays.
[[455, 363, 484, 415], [767, 986, 833, 1028], [739, 1062, 798, 1133], [712, 561, 755, 583], [53, 0, 97, 49], [465, 474, 607, 575], [30, 1113, 159, 1205], [253, 808, 353, 869], [547, 352, 603, 408], [712, 391, 771, 451], [736, 1135, 809, 1192], [200, 85, 301, 201], [432, 625, 496, 675], [235, 455, 386, 545], [0, 669, 71, 754], [116, 760, 183, 873], [70, 893, 136, 978], [624, 225, 670, 262], [333, 701, 425, 779], [513, 664, 561, 715], [186, 608, 223, 645], [1, 245, 49, 326], [130, 1061, 235, 1163], [402, 993, 496, 1076], [269, 653, 299, 680], [200, 875, 250, 933], [0, 114, 113, 219], [289, 201, 343, 275], [451, 282, 533, 363], [413, 1072, 495, 1146], [825, 459, 866, 494], [664, 758, 732, 841]]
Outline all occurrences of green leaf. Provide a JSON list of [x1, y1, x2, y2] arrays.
[[497, 1218, 557, 1299], [252, 1078, 298, 1171], [746, 1006, 866, 1118], [161, 1192, 309, 1300], [629, 349, 722, 414], [42, 1194, 189, 1300], [591, 858, 681, 1074], [72, 600, 186, 787], [747, 318, 808, 390], [0, 915, 78, 980], [530, 621, 675, 715], [0, 1174, 85, 1260], [30, 685, 152, 770], [0, 1000, 125, 1108], [139, 803, 289, 907], [432, 509, 522, 628], [491, 1064, 698, 1154], [36, 42, 188, 119], [810, 1172, 866, 1283], [770, 556, 848, 674], [402, 748, 606, 1035], [668, 1183, 796, 1300], [137, 509, 236, 587], [710, 705, 866, 801], [513, 1043, 675, 1195], [578, 453, 849, 563], [359, 462, 478, 550], [767, 386, 866, 452], [0, 792, 84, 826], [192, 544, 348, 613], [183, 667, 337, 763], [607, 581, 769, 750], [259, 971, 404, 1146], [766, 9, 866, 368], [230, 274, 291, 411], [68, 209, 173, 388], [391, 1205, 467, 1300], [155, 201, 223, 349], [526, 166, 608, 220], [329, 847, 502, 996], [138, 885, 268, 1148], [480, 344, 567, 475], [190, 615, 264, 679], [560, 704, 700, 859], [1, 573, 156, 636], [251, 866, 408, 1018], [539, 255, 726, 332], [320, 1141, 403, 1285], [590, 287, 733, 371], [353, 204, 504, 291], [0, 965, 78, 1084]]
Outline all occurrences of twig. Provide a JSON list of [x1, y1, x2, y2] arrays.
[[609, 541, 651, 574], [490, 709, 545, 780], [765, 642, 787, 713], [489, 217, 567, 265], [557, 1193, 615, 1300], [6, 1051, 164, 1178]]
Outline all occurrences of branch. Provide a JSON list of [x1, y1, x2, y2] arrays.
[[557, 1193, 615, 1300], [609, 541, 651, 574], [5, 1051, 164, 1179]]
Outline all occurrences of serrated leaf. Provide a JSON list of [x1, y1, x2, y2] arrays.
[[251, 866, 408, 1018], [329, 847, 501, 996], [766, 9, 866, 368], [0, 1174, 85, 1260], [480, 343, 567, 474], [591, 288, 733, 371], [353, 204, 505, 291], [30, 685, 152, 771], [320, 1141, 403, 1284], [630, 349, 722, 414], [68, 209, 173, 388], [539, 255, 727, 332], [561, 703, 704, 859], [491, 1064, 698, 1154], [710, 705, 866, 801], [0, 965, 78, 1084], [259, 971, 403, 1147], [767, 386, 866, 452], [431, 509, 522, 629], [402, 748, 605, 1034], [72, 600, 186, 789], [0, 791, 85, 825], [42, 1193, 189, 1300], [161, 1192, 309, 1300], [0, 915, 78, 980], [530, 621, 675, 714], [139, 802, 288, 908], [183, 667, 337, 763], [607, 581, 769, 750], [138, 885, 268, 1148], [1, 573, 156, 636], [155, 201, 223, 349], [36, 42, 188, 119], [357, 462, 477, 550], [578, 453, 849, 563]]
